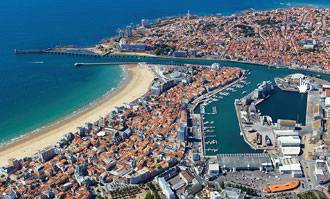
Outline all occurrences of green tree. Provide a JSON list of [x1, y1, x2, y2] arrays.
[[144, 192, 154, 199], [220, 181, 225, 189]]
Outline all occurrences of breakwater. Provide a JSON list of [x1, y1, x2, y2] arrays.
[[13, 48, 330, 75], [14, 49, 153, 59]]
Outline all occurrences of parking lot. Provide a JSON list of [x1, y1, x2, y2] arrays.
[[217, 170, 301, 192]]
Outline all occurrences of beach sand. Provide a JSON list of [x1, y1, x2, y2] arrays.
[[0, 63, 154, 166]]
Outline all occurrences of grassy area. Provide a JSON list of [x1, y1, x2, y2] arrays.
[[108, 185, 144, 199], [127, 29, 146, 43], [147, 182, 161, 199]]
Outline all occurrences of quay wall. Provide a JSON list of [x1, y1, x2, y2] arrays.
[[234, 101, 257, 150]]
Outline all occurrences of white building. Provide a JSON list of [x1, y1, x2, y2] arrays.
[[221, 187, 246, 199], [281, 147, 301, 156], [39, 147, 58, 162], [210, 63, 221, 70], [210, 191, 222, 199], [158, 177, 176, 199], [278, 136, 301, 147], [277, 136, 301, 156], [208, 163, 220, 177], [141, 19, 149, 28], [277, 158, 303, 178], [273, 130, 299, 138], [97, 131, 106, 137], [325, 97, 330, 108]]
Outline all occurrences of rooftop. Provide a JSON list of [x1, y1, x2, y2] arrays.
[[217, 153, 272, 170]]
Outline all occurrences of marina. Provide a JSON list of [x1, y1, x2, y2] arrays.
[[195, 72, 250, 156]]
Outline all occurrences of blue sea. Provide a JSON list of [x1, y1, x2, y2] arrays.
[[0, 0, 329, 145]]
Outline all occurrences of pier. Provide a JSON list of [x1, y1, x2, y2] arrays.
[[74, 62, 139, 67], [14, 48, 152, 59], [14, 48, 103, 57]]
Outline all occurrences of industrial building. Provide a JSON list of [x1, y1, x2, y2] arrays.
[[315, 159, 330, 185], [274, 157, 303, 178], [276, 119, 297, 130], [273, 130, 299, 138], [277, 136, 301, 156], [217, 153, 273, 172], [278, 136, 301, 147]]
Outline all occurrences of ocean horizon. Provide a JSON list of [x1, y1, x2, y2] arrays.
[[0, 0, 329, 146]]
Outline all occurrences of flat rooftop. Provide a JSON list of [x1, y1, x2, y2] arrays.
[[217, 153, 272, 169]]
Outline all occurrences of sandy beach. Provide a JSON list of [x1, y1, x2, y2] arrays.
[[0, 63, 154, 166]]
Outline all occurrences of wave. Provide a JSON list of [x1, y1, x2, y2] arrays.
[[281, 1, 330, 8], [27, 61, 45, 64], [0, 65, 127, 148]]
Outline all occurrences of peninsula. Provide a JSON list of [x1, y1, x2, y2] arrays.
[[88, 7, 330, 73]]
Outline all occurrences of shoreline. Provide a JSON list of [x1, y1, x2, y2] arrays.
[[0, 63, 154, 166], [0, 67, 127, 147]]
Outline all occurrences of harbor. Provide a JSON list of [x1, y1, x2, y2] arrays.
[[2, 2, 330, 198], [9, 46, 330, 158], [233, 73, 330, 193]]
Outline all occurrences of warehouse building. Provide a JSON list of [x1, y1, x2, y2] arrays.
[[273, 130, 299, 138], [274, 157, 303, 178], [277, 136, 301, 156], [276, 119, 297, 130]]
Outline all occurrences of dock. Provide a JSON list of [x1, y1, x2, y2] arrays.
[[234, 81, 277, 151], [234, 100, 258, 150], [275, 77, 298, 92]]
